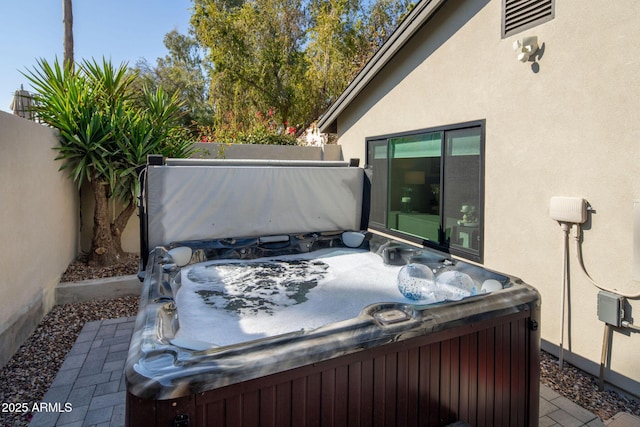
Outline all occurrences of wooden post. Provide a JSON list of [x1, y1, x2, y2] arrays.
[[63, 0, 74, 68]]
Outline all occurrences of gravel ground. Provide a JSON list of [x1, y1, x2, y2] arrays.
[[60, 252, 139, 282], [540, 351, 640, 420], [1, 254, 639, 426], [0, 254, 140, 427]]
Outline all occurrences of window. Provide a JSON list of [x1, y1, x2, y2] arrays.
[[502, 0, 555, 38], [366, 121, 484, 262]]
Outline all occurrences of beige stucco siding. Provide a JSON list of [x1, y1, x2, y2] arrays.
[[335, 0, 640, 393], [0, 112, 79, 366]]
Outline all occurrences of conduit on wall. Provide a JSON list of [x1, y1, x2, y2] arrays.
[[551, 197, 640, 390]]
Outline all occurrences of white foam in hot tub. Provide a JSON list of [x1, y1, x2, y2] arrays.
[[175, 248, 412, 347]]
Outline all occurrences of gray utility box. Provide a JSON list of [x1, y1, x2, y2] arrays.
[[597, 291, 625, 327]]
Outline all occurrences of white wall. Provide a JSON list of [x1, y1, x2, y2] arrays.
[[336, 0, 640, 394], [0, 112, 79, 367]]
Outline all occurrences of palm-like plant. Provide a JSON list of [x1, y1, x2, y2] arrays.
[[25, 58, 193, 266]]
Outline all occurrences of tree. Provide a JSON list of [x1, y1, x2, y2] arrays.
[[305, 0, 363, 120], [132, 30, 213, 135], [191, 0, 415, 140], [192, 0, 308, 134], [360, 0, 415, 56], [25, 58, 193, 266]]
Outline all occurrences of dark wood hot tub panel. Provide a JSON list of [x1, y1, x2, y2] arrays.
[[127, 309, 540, 427]]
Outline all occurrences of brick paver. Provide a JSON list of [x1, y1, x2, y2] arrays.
[[29, 317, 135, 427]]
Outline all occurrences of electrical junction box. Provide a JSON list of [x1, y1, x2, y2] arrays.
[[597, 291, 624, 327], [549, 197, 587, 223]]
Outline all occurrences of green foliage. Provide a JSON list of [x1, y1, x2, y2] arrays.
[[190, 0, 414, 142], [25, 58, 129, 189], [362, 0, 415, 52], [198, 108, 298, 145], [114, 86, 194, 201], [131, 30, 213, 135], [305, 0, 364, 119], [24, 57, 194, 264], [193, 0, 308, 135], [24, 57, 193, 202]]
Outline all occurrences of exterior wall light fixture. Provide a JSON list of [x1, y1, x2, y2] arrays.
[[513, 36, 539, 62]]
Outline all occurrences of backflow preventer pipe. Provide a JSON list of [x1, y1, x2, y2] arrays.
[[599, 323, 612, 391], [559, 223, 571, 369]]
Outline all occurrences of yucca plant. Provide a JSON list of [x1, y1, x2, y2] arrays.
[[111, 87, 193, 253], [25, 58, 193, 266]]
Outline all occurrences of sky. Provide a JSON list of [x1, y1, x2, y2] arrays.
[[0, 0, 193, 113]]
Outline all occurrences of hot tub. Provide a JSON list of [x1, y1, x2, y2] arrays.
[[126, 157, 540, 426]]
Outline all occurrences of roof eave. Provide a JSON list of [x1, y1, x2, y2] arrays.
[[318, 0, 448, 134]]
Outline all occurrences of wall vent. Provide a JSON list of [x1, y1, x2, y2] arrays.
[[502, 0, 555, 38]]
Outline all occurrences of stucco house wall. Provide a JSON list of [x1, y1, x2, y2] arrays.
[[0, 112, 79, 367], [325, 0, 640, 394]]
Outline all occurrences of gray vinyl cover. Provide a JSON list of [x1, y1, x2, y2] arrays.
[[146, 165, 364, 249]]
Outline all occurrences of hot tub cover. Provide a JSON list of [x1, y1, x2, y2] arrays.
[[145, 164, 364, 250]]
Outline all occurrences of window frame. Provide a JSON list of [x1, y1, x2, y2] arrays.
[[365, 120, 485, 263]]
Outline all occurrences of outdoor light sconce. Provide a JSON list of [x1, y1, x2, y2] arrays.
[[513, 36, 539, 62]]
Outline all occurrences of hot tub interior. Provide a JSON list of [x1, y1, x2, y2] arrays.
[[160, 234, 513, 350]]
